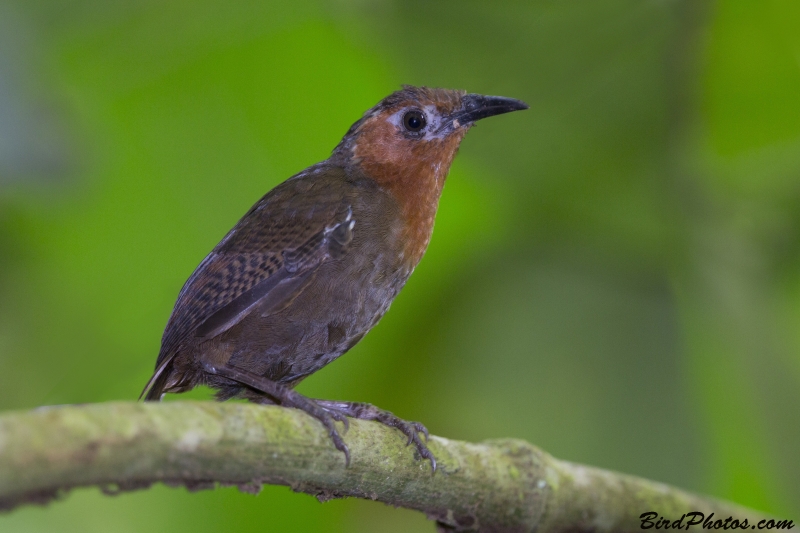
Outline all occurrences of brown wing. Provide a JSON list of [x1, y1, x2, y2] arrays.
[[141, 164, 355, 399]]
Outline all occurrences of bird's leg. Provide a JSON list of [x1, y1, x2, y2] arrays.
[[200, 361, 351, 465], [314, 400, 436, 472]]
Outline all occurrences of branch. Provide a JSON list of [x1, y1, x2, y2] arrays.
[[0, 402, 768, 532]]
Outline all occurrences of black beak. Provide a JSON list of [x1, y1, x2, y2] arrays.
[[450, 94, 529, 127]]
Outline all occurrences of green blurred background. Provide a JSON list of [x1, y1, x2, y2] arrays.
[[1, 0, 799, 531]]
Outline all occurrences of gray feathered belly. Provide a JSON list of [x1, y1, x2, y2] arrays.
[[204, 247, 410, 384]]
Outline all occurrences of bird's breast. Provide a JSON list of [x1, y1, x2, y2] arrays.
[[350, 119, 461, 268]]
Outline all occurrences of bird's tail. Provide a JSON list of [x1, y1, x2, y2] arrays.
[[139, 354, 175, 402]]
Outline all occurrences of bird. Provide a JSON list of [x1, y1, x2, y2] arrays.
[[141, 85, 528, 471]]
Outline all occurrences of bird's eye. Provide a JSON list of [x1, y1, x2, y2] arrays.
[[402, 110, 426, 132]]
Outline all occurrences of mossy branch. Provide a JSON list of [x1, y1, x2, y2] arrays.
[[0, 402, 768, 532]]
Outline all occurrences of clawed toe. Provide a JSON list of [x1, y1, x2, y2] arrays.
[[383, 417, 435, 472], [402, 424, 436, 473], [328, 429, 351, 466], [286, 395, 351, 466], [418, 446, 436, 473], [326, 408, 350, 432], [412, 421, 429, 442], [316, 412, 351, 466], [311, 399, 437, 472]]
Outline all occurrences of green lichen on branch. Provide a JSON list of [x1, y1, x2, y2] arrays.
[[0, 402, 769, 532]]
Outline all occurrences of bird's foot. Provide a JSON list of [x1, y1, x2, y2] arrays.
[[314, 400, 436, 472], [201, 362, 350, 465], [281, 392, 351, 465]]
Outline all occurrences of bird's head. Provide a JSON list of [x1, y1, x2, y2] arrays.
[[333, 85, 528, 187], [332, 85, 527, 266]]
